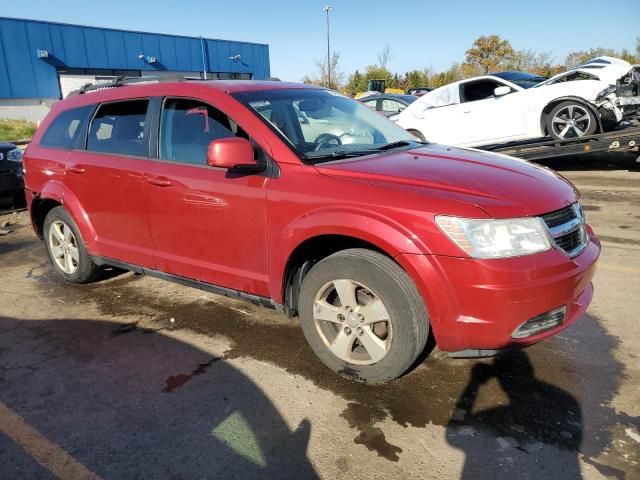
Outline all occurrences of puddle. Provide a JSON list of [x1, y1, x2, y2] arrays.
[[581, 205, 601, 212], [597, 235, 640, 246], [163, 357, 222, 393], [21, 256, 640, 471]]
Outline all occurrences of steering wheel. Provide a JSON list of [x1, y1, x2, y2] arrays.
[[314, 133, 342, 152]]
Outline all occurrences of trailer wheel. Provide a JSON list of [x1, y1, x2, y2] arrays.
[[546, 101, 597, 140]]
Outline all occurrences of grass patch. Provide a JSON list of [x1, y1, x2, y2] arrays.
[[0, 120, 37, 142]]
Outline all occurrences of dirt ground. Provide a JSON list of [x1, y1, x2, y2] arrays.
[[1, 152, 639, 480]]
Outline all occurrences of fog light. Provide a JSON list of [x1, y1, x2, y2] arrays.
[[511, 306, 566, 339]]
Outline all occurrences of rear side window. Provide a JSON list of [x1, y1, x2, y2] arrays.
[[159, 98, 245, 165], [40, 106, 93, 149], [87, 100, 149, 157]]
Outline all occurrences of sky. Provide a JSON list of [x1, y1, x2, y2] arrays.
[[2, 0, 639, 81]]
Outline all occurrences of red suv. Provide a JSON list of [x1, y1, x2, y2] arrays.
[[23, 79, 600, 383]]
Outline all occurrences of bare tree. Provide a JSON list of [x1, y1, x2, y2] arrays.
[[377, 45, 393, 70], [302, 52, 344, 89]]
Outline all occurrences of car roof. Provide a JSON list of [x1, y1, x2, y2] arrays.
[[55, 79, 322, 111]]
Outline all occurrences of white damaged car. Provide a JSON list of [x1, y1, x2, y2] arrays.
[[394, 56, 640, 147]]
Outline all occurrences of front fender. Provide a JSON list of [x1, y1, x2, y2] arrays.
[[269, 206, 431, 303], [542, 96, 604, 133], [38, 180, 98, 253]]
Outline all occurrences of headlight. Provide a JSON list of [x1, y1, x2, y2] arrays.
[[6, 148, 23, 162], [435, 216, 552, 259], [596, 85, 616, 101]]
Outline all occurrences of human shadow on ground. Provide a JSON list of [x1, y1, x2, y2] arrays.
[[0, 315, 318, 479], [447, 350, 583, 479]]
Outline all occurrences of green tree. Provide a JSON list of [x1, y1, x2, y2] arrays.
[[346, 69, 367, 94], [430, 63, 465, 88], [464, 35, 515, 73]]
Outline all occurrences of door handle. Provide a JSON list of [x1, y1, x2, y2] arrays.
[[463, 110, 471, 114], [67, 165, 86, 174], [147, 176, 172, 187]]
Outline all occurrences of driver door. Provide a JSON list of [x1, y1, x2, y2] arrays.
[[142, 97, 270, 296], [457, 79, 526, 145]]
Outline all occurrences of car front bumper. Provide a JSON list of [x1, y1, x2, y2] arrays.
[[0, 166, 24, 197], [397, 228, 600, 352]]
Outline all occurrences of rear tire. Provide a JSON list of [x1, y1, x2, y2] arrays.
[[43, 207, 102, 284], [546, 101, 597, 140], [298, 249, 429, 384]]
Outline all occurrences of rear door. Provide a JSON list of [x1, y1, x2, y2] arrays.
[[65, 99, 156, 267], [142, 96, 270, 296]]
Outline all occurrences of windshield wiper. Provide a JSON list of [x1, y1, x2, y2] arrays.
[[375, 140, 427, 151], [302, 149, 379, 162]]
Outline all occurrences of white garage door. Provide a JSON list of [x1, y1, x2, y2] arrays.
[[58, 74, 118, 98]]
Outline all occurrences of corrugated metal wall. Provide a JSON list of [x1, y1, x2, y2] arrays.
[[0, 17, 271, 99]]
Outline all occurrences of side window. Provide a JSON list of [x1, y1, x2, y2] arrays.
[[363, 99, 378, 110], [461, 80, 504, 103], [159, 98, 246, 165], [39, 106, 93, 149], [87, 100, 149, 157], [381, 99, 405, 114]]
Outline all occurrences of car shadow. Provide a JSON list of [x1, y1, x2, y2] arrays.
[[0, 315, 319, 479]]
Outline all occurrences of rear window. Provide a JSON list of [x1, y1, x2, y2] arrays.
[[87, 100, 149, 157], [40, 106, 93, 149]]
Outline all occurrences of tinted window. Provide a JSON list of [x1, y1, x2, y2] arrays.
[[40, 106, 93, 149], [159, 98, 244, 165], [461, 80, 508, 102], [87, 100, 149, 157], [493, 71, 547, 89]]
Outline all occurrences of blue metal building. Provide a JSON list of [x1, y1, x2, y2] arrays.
[[0, 17, 270, 120]]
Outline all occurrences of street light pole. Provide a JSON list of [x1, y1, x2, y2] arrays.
[[323, 5, 333, 88]]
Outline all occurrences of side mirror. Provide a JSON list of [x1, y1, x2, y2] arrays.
[[494, 86, 511, 97], [207, 137, 257, 171]]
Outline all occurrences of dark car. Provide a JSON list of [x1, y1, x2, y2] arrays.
[[0, 141, 24, 205], [406, 87, 432, 96], [359, 93, 418, 117]]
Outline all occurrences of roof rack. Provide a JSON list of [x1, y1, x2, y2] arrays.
[[67, 74, 203, 97]]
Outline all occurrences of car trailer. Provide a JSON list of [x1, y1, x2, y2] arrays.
[[482, 125, 640, 162]]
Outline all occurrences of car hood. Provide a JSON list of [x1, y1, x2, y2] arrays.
[[0, 141, 17, 152], [315, 144, 578, 218], [537, 56, 632, 87]]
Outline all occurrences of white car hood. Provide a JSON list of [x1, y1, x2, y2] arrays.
[[538, 56, 632, 87]]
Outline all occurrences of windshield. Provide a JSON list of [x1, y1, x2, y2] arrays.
[[492, 72, 547, 89], [232, 88, 419, 163]]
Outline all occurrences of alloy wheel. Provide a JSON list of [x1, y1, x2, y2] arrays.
[[551, 104, 591, 139], [313, 279, 393, 365], [48, 220, 80, 275]]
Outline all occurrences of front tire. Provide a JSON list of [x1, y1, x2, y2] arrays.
[[298, 249, 429, 384], [546, 101, 597, 140], [43, 206, 102, 284]]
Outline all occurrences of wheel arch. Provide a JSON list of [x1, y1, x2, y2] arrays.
[[540, 96, 603, 135], [279, 234, 393, 316], [31, 181, 98, 252], [272, 208, 430, 315]]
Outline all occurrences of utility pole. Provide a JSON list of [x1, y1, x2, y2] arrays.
[[323, 5, 333, 88]]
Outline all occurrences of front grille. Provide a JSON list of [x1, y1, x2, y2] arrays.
[[541, 205, 576, 228], [541, 203, 587, 257]]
